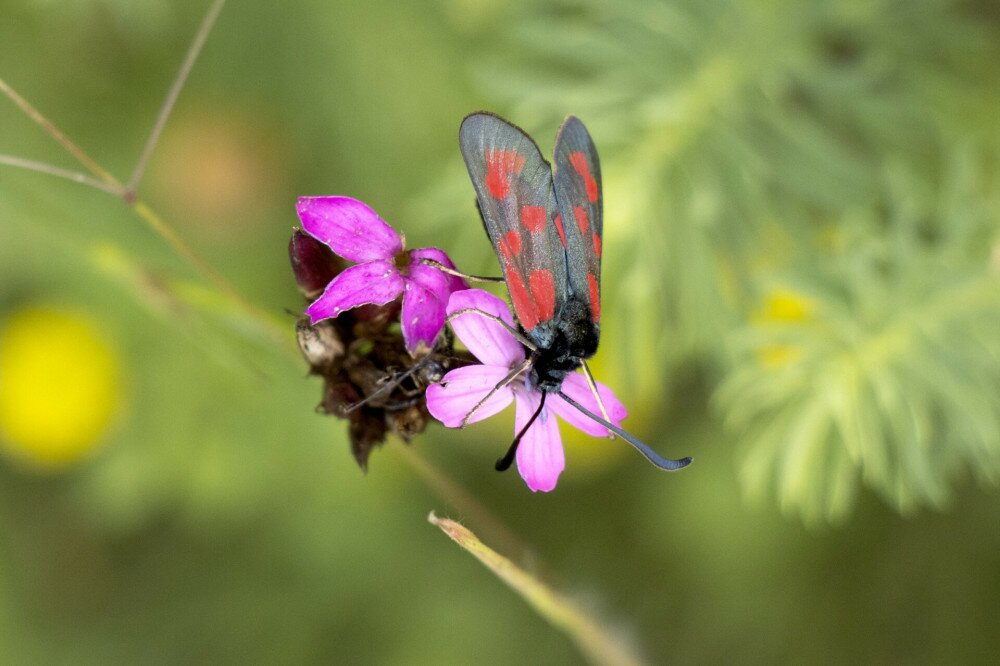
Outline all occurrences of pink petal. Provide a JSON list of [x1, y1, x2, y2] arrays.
[[513, 390, 565, 492], [401, 281, 446, 353], [305, 260, 404, 322], [398, 252, 461, 353], [406, 253, 451, 302], [297, 196, 402, 262], [548, 372, 628, 437], [410, 247, 468, 294], [447, 289, 525, 367], [426, 365, 514, 427]]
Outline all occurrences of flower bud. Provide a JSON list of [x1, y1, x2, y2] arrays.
[[289, 229, 344, 299]]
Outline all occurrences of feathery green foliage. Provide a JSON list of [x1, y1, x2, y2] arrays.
[[422, 0, 1000, 520], [720, 156, 1000, 522]]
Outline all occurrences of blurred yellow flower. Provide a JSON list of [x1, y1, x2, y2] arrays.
[[0, 306, 122, 469], [755, 289, 814, 323], [751, 288, 815, 368]]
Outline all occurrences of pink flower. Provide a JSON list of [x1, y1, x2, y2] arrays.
[[297, 196, 465, 353], [426, 289, 626, 492]]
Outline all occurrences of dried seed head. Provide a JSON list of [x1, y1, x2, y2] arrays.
[[296, 319, 344, 372], [290, 226, 475, 472]]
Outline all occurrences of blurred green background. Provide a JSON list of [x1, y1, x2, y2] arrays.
[[2, 0, 1000, 662]]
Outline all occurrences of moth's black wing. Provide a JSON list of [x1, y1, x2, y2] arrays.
[[552, 115, 603, 325], [459, 112, 568, 347]]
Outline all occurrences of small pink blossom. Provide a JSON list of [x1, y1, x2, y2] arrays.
[[297, 196, 465, 353], [426, 289, 626, 492]]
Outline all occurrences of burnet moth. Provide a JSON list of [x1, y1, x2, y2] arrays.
[[457, 112, 692, 473]]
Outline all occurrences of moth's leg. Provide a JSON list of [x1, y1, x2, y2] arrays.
[[344, 340, 441, 414], [446, 307, 538, 351], [343, 363, 418, 413], [581, 360, 614, 438], [460, 357, 532, 428], [419, 258, 504, 284]]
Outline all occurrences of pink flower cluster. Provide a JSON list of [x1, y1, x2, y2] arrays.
[[297, 196, 465, 353], [296, 196, 629, 491]]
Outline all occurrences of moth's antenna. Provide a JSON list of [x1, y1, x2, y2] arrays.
[[556, 390, 691, 471], [496, 392, 546, 472]]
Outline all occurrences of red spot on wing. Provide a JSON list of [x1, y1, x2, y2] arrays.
[[569, 151, 599, 203], [528, 269, 556, 323], [520, 205, 547, 233], [504, 229, 522, 256], [505, 267, 538, 330], [485, 149, 526, 200], [592, 231, 602, 257], [554, 214, 567, 247], [574, 206, 589, 234], [498, 238, 512, 263], [587, 272, 601, 322]]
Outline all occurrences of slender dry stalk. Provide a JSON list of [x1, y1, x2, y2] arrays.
[[430, 512, 646, 666], [127, 0, 226, 194]]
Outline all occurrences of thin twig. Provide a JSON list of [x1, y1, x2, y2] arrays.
[[429, 512, 645, 666], [0, 77, 120, 188], [126, 0, 227, 193], [0, 154, 122, 195]]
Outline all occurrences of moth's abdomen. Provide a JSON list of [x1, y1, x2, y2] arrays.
[[529, 296, 599, 392]]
